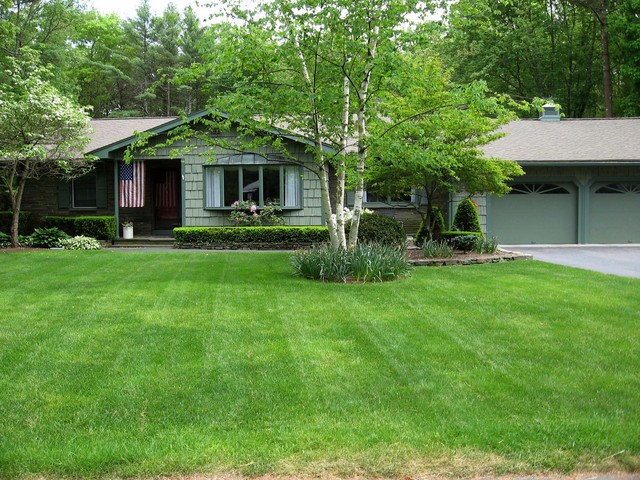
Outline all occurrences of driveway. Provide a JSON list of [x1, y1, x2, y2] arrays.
[[501, 245, 640, 279]]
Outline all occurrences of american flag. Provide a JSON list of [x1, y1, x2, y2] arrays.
[[119, 161, 145, 208], [156, 170, 178, 209]]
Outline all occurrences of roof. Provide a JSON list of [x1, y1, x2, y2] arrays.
[[483, 117, 640, 164], [88, 116, 178, 154]]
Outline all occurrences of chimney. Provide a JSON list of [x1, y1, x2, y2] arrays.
[[539, 103, 561, 122]]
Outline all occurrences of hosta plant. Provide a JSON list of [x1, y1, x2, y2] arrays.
[[58, 235, 102, 250]]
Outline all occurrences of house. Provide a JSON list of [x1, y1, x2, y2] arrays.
[[19, 108, 640, 244]]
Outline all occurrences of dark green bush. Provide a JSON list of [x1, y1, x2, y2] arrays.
[[441, 230, 483, 252], [346, 212, 406, 248], [453, 198, 482, 233], [41, 216, 116, 240], [415, 206, 445, 246], [0, 211, 37, 235], [174, 226, 330, 246], [0, 231, 10, 247], [29, 227, 69, 248]]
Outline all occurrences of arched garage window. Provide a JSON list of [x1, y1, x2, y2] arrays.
[[595, 183, 640, 194], [508, 183, 571, 195], [205, 165, 302, 209]]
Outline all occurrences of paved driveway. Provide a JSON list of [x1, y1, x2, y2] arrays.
[[502, 245, 640, 279]]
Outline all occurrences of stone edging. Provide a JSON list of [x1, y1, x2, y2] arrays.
[[409, 250, 533, 267]]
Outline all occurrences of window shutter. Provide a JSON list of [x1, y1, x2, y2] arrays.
[[57, 180, 71, 209], [96, 162, 108, 208]]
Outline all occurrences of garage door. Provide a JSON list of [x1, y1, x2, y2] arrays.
[[589, 182, 640, 243], [488, 183, 578, 244]]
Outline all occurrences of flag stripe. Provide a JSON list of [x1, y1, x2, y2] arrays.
[[119, 161, 145, 208], [156, 170, 177, 208]]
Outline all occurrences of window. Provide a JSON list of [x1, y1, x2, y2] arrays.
[[595, 183, 640, 194], [205, 165, 302, 208], [364, 191, 413, 204], [72, 172, 97, 208], [508, 183, 570, 195]]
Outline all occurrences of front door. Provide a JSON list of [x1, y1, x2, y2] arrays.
[[153, 168, 181, 233]]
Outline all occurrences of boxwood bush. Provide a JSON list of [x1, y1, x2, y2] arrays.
[[346, 212, 406, 248], [453, 198, 482, 234], [442, 231, 483, 252], [41, 216, 116, 241], [174, 226, 330, 247]]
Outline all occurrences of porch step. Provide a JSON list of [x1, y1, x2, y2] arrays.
[[111, 236, 175, 248]]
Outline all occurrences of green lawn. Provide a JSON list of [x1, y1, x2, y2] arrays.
[[0, 251, 638, 479]]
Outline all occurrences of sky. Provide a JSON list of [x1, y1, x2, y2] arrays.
[[88, 0, 214, 21]]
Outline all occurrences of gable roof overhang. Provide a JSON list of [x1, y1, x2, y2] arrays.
[[88, 109, 336, 159]]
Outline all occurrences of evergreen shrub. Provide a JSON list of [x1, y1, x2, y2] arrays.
[[346, 212, 406, 248], [0, 211, 36, 235], [453, 198, 482, 233], [415, 206, 445, 246], [41, 216, 116, 240]]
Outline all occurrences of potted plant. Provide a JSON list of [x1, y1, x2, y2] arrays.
[[122, 220, 134, 239]]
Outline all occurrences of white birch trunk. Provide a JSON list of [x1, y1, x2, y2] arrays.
[[348, 28, 379, 249], [335, 72, 351, 250], [294, 35, 339, 248]]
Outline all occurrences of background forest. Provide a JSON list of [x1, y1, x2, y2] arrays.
[[1, 0, 638, 120]]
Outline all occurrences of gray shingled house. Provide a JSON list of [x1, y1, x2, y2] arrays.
[[19, 108, 640, 243]]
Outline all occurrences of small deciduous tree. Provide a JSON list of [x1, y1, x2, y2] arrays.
[[0, 51, 94, 247], [367, 51, 525, 240]]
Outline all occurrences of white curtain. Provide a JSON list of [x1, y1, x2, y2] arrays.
[[284, 167, 300, 207], [205, 168, 222, 208]]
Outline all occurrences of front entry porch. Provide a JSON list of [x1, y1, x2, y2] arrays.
[[115, 159, 182, 238]]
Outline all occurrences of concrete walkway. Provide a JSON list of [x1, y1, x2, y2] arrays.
[[502, 245, 640, 279]]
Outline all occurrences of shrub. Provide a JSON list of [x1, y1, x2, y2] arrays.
[[290, 243, 411, 282], [448, 234, 479, 252], [422, 239, 455, 258], [473, 236, 500, 254], [42, 216, 116, 240], [346, 212, 406, 248], [174, 226, 330, 246], [415, 206, 445, 246], [0, 211, 37, 235], [29, 227, 69, 248], [58, 236, 102, 250], [453, 198, 482, 234], [0, 231, 10, 248]]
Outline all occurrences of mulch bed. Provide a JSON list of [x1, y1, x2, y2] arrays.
[[406, 247, 532, 266]]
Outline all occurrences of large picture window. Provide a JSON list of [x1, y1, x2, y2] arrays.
[[205, 165, 302, 208]]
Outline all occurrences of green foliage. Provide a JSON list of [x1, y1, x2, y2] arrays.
[[0, 211, 36, 235], [473, 236, 500, 254], [58, 235, 102, 250], [415, 206, 445, 246], [41, 216, 116, 240], [29, 227, 69, 248], [453, 198, 482, 233], [422, 239, 455, 258], [229, 201, 285, 226], [346, 213, 407, 248], [290, 244, 411, 282], [0, 231, 10, 248], [448, 234, 481, 252], [174, 226, 330, 246]]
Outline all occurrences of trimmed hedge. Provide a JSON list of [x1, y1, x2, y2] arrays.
[[453, 198, 482, 234], [41, 216, 117, 241], [174, 226, 330, 247], [0, 211, 37, 235], [442, 230, 483, 252]]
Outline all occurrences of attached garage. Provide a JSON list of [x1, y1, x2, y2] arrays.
[[488, 183, 578, 244], [481, 115, 640, 245]]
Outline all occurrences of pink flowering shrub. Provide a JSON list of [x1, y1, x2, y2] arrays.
[[229, 200, 285, 226]]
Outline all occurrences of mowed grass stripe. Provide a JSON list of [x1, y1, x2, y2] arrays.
[[0, 251, 638, 478]]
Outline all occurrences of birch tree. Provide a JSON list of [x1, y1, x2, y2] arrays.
[[0, 52, 93, 247], [200, 0, 429, 249]]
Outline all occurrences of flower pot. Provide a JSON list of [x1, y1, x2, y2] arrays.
[[122, 225, 134, 239]]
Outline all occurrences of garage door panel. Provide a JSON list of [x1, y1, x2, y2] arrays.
[[589, 182, 640, 243], [489, 183, 578, 244]]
